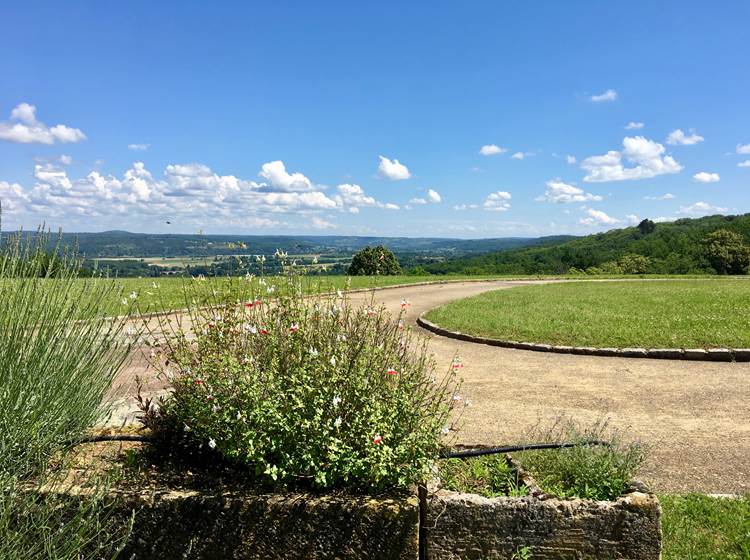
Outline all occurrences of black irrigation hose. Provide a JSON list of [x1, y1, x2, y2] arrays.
[[71, 434, 152, 445], [439, 440, 611, 459], [70, 435, 611, 459]]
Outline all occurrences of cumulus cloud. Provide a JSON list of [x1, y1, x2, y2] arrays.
[[128, 143, 150, 151], [0, 160, 404, 230], [590, 89, 618, 102], [579, 208, 619, 226], [536, 179, 602, 204], [0, 103, 86, 145], [677, 201, 728, 216], [737, 144, 750, 155], [334, 183, 398, 211], [739, 160, 750, 168], [566, 155, 576, 164], [693, 171, 720, 183], [483, 191, 512, 212], [310, 216, 336, 229], [581, 136, 682, 182], [666, 129, 704, 145], [643, 193, 675, 200], [625, 122, 644, 130], [427, 189, 441, 203], [625, 214, 640, 225], [377, 156, 411, 180], [479, 144, 506, 156], [258, 160, 314, 192]]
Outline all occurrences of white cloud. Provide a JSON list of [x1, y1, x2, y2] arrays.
[[0, 159, 413, 229], [427, 189, 441, 203], [59, 155, 72, 166], [653, 216, 677, 223], [310, 216, 336, 229], [738, 160, 750, 168], [625, 122, 644, 130], [453, 204, 479, 211], [128, 143, 150, 151], [566, 155, 576, 164], [258, 160, 314, 192], [625, 214, 640, 225], [590, 89, 618, 102], [666, 129, 704, 145], [0, 103, 86, 145], [581, 136, 682, 182], [644, 193, 675, 200], [377, 156, 411, 180], [483, 191, 512, 212], [479, 144, 506, 156], [579, 208, 619, 226], [677, 201, 728, 216], [511, 151, 534, 160], [693, 171, 720, 183], [737, 144, 750, 155], [334, 183, 398, 211], [536, 179, 602, 204]]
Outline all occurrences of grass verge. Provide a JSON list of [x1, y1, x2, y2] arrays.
[[425, 278, 750, 348]]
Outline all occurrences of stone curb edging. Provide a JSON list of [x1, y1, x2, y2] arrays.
[[416, 314, 750, 362]]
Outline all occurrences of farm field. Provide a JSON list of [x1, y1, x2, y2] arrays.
[[425, 279, 750, 349]]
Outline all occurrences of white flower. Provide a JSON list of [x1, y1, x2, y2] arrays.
[[208, 438, 217, 449], [309, 347, 319, 357], [312, 256, 318, 264], [337, 290, 344, 298], [333, 416, 343, 429], [332, 395, 341, 407], [267, 286, 276, 294], [453, 394, 462, 401], [129, 291, 138, 300], [121, 298, 128, 306], [330, 356, 337, 366], [236, 411, 243, 420], [441, 426, 450, 435], [245, 324, 258, 334]]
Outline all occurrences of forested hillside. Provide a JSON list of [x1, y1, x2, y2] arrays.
[[426, 214, 750, 275]]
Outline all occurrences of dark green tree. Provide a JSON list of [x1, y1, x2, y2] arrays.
[[637, 219, 656, 235], [347, 245, 401, 275], [702, 229, 750, 274]]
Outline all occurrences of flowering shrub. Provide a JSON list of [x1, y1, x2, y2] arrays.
[[143, 274, 462, 491]]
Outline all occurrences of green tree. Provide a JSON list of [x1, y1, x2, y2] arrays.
[[702, 229, 750, 274], [637, 219, 656, 235], [347, 245, 401, 275], [618, 253, 651, 274]]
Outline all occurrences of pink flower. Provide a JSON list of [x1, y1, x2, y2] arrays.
[[386, 368, 398, 375], [289, 324, 299, 333], [244, 301, 254, 309], [260, 328, 269, 335], [194, 379, 204, 386], [206, 395, 214, 401], [254, 299, 262, 306], [400, 299, 410, 308], [372, 434, 383, 445], [452, 359, 464, 369]]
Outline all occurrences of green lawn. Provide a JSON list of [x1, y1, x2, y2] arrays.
[[661, 494, 750, 559], [104, 274, 510, 316], [425, 279, 750, 349]]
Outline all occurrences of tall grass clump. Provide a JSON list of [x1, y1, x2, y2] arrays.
[[515, 417, 646, 501], [0, 220, 133, 559], [142, 266, 463, 491]]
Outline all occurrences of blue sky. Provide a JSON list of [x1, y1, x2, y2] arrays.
[[1, 1, 748, 237]]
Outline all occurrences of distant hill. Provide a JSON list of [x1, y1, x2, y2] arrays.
[[0, 231, 576, 260], [425, 214, 750, 275]]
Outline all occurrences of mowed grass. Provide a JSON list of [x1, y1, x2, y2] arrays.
[[102, 275, 508, 316], [425, 279, 750, 348], [661, 494, 750, 559]]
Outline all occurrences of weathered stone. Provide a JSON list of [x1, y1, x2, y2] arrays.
[[706, 348, 733, 362], [619, 347, 649, 358], [683, 348, 709, 360], [46, 485, 419, 560], [550, 345, 574, 354], [646, 348, 684, 360], [424, 490, 662, 560]]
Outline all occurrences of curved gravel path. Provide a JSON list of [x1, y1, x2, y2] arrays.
[[108, 280, 750, 494]]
